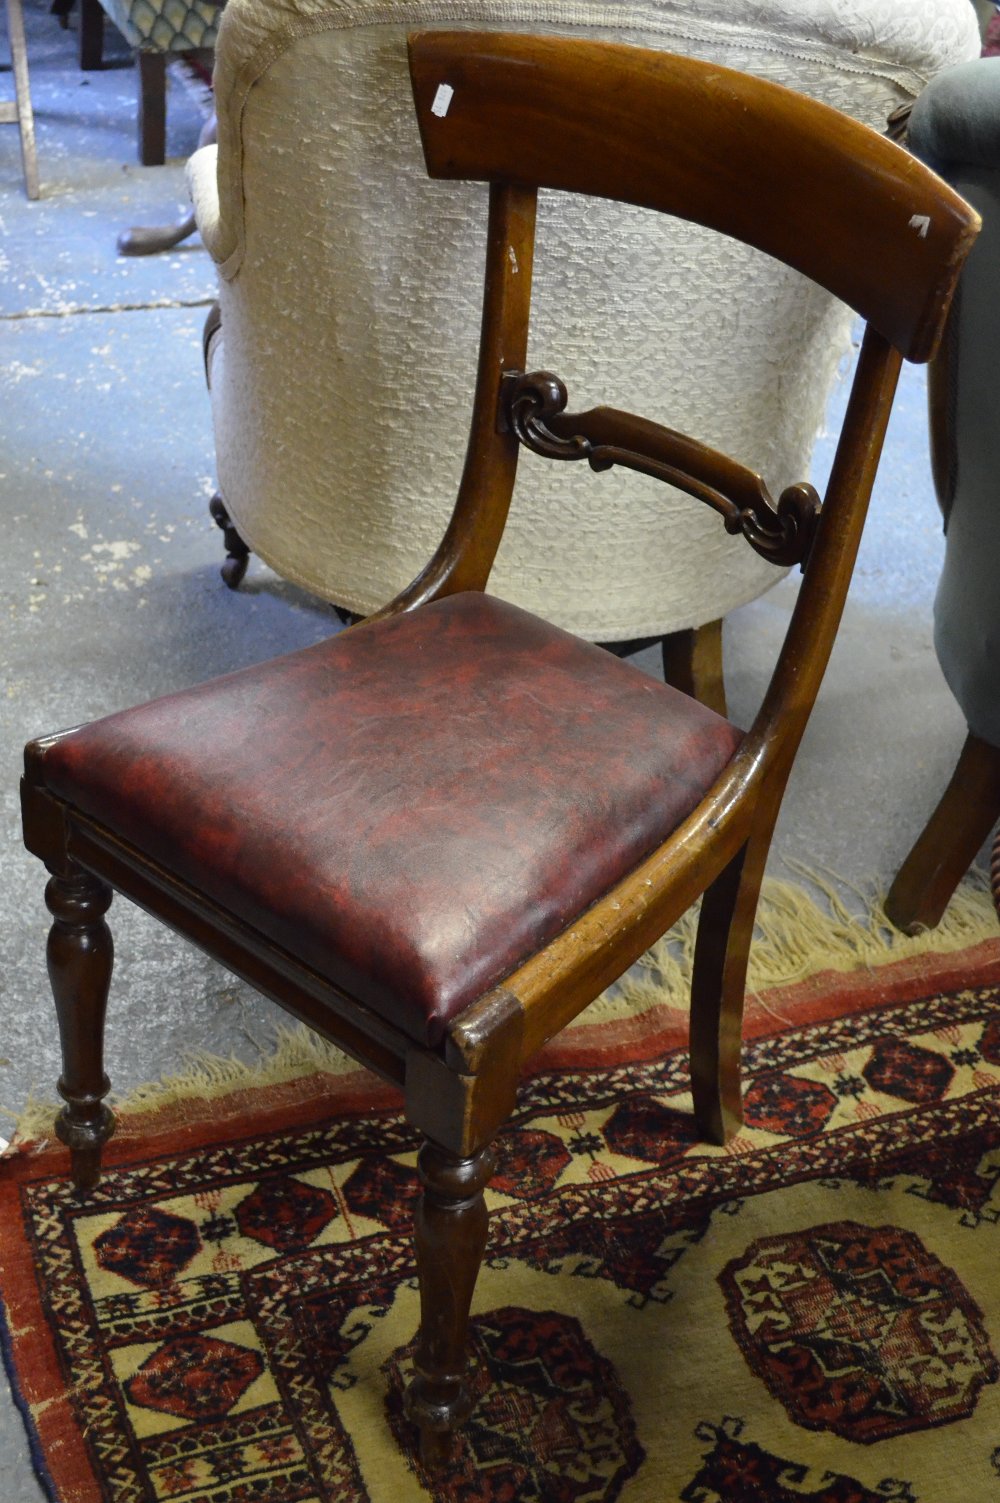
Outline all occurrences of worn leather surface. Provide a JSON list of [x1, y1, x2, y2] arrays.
[[34, 594, 743, 1045]]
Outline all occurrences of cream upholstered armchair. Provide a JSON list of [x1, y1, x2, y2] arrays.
[[188, 0, 979, 701]]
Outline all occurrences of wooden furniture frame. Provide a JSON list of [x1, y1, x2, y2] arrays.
[[2, 0, 39, 199], [886, 727, 1000, 931], [21, 32, 977, 1469]]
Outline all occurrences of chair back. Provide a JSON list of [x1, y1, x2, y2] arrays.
[[199, 0, 979, 638], [410, 31, 975, 364], [401, 30, 980, 773]]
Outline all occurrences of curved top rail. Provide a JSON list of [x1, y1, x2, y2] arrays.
[[408, 30, 979, 363]]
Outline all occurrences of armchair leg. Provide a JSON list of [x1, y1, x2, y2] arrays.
[[660, 618, 726, 717], [885, 731, 1000, 934], [137, 51, 166, 165], [117, 208, 197, 257], [209, 493, 252, 588], [405, 1138, 495, 1469], [78, 0, 103, 70], [45, 868, 116, 1191], [689, 837, 767, 1145], [118, 114, 216, 256]]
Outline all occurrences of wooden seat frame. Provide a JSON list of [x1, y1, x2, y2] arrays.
[[20, 31, 978, 1469]]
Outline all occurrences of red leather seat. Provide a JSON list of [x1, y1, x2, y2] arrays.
[[34, 592, 742, 1045]]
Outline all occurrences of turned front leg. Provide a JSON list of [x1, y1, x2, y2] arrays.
[[405, 1139, 495, 1470], [45, 868, 115, 1190]]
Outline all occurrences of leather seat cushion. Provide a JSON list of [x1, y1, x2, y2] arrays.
[[34, 593, 743, 1045]]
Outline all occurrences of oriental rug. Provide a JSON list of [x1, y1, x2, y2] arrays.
[[4, 940, 1000, 1502]]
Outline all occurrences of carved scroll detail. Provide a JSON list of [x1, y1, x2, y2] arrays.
[[501, 370, 820, 568]]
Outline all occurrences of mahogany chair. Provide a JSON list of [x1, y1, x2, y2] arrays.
[[20, 32, 977, 1467]]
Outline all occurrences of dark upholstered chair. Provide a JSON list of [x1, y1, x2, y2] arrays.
[[886, 57, 1000, 933], [77, 0, 220, 165], [21, 33, 976, 1468]]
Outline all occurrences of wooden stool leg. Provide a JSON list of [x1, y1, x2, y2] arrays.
[[689, 837, 767, 1145], [660, 619, 726, 717], [45, 868, 116, 1191], [405, 1139, 495, 1469], [885, 731, 1000, 934], [4, 0, 39, 199], [137, 51, 166, 165], [77, 0, 104, 70]]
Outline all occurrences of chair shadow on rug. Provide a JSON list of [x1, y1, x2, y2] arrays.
[[19, 31, 977, 1470]]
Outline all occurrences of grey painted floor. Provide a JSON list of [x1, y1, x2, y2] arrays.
[[0, 4, 984, 1497]]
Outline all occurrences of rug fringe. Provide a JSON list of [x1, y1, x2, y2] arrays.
[[10, 1026, 361, 1146], [569, 866, 998, 1019], [8, 871, 997, 1145]]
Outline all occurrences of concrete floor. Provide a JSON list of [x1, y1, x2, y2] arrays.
[[0, 4, 984, 1497]]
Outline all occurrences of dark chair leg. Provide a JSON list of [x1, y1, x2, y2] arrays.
[[209, 493, 252, 589], [117, 113, 216, 255], [689, 837, 767, 1145], [117, 208, 197, 257], [137, 51, 166, 165], [45, 868, 115, 1191], [78, 0, 104, 70], [405, 1138, 495, 1469], [885, 731, 1000, 934], [661, 618, 726, 717], [601, 619, 726, 716]]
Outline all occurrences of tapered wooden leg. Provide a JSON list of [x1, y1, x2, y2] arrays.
[[78, 0, 104, 70], [885, 732, 1000, 935], [689, 839, 768, 1145], [45, 868, 115, 1190], [209, 493, 251, 589], [405, 1139, 495, 1469], [660, 619, 726, 717], [137, 51, 166, 166]]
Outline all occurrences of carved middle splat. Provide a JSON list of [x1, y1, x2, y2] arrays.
[[500, 370, 821, 568]]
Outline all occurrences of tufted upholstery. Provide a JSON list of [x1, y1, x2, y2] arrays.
[[33, 594, 743, 1044], [189, 0, 978, 640]]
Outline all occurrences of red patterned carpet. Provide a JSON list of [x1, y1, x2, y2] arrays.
[[4, 941, 1000, 1501]]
